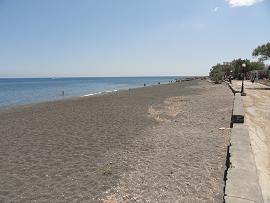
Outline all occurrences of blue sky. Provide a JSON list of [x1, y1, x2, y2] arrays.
[[0, 0, 269, 77]]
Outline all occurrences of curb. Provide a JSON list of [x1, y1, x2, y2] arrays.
[[232, 93, 245, 124]]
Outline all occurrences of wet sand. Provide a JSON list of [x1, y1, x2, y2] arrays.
[[0, 80, 233, 203]]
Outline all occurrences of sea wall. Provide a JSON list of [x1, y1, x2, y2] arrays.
[[224, 85, 264, 202]]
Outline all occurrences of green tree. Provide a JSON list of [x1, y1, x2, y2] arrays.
[[209, 58, 265, 81], [209, 64, 225, 83], [250, 61, 265, 71], [252, 42, 270, 61], [230, 58, 250, 79], [212, 70, 224, 84]]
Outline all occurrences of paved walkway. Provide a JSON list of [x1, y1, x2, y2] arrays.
[[232, 80, 270, 203]]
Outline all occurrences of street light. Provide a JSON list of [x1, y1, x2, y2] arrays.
[[230, 70, 233, 84], [241, 63, 246, 96]]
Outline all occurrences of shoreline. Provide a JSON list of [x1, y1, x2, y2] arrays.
[[0, 78, 200, 111], [0, 76, 187, 109], [0, 76, 207, 110], [0, 81, 170, 111], [0, 83, 163, 112]]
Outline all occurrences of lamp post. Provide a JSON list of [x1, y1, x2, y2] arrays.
[[241, 63, 246, 96], [229, 70, 233, 84]]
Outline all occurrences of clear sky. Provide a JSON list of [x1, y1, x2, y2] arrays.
[[0, 0, 269, 77]]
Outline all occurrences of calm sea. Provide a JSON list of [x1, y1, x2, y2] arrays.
[[0, 76, 181, 107]]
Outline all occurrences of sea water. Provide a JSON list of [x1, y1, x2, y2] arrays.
[[0, 76, 181, 107]]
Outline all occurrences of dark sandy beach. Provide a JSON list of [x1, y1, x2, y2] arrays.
[[0, 80, 233, 203]]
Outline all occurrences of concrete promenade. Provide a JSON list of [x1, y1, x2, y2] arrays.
[[231, 80, 270, 203]]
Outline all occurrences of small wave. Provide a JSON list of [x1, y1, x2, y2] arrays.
[[83, 89, 118, 97], [83, 93, 95, 97]]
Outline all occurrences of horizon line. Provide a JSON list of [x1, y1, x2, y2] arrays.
[[0, 75, 207, 79]]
